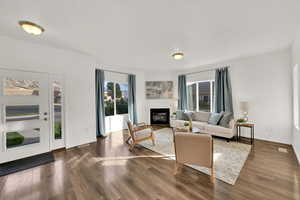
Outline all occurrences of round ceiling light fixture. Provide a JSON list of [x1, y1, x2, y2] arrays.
[[172, 52, 184, 60], [18, 21, 45, 35]]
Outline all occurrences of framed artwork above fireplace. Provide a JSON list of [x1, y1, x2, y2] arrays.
[[145, 81, 173, 99]]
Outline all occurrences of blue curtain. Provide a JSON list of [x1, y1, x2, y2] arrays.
[[214, 67, 234, 114], [128, 74, 138, 124], [178, 75, 188, 110], [95, 69, 106, 137]]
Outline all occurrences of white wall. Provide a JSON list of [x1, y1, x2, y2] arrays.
[[144, 71, 177, 124], [176, 49, 292, 144], [292, 29, 300, 163], [0, 35, 146, 148]]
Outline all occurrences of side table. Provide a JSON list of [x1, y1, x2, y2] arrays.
[[237, 123, 254, 144]]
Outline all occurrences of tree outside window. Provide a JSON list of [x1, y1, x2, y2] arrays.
[[104, 81, 128, 116], [104, 81, 114, 116]]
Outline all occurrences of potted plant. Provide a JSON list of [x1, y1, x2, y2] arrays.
[[237, 118, 246, 123], [184, 121, 191, 131], [172, 112, 177, 119]]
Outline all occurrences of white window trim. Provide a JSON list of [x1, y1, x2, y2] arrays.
[[187, 80, 214, 112]]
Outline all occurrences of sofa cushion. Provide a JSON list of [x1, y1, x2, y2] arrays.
[[192, 121, 208, 130], [192, 111, 211, 122], [204, 124, 233, 136], [208, 113, 223, 125], [219, 112, 233, 128]]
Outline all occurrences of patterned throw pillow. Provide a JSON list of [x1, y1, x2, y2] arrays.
[[208, 112, 223, 125], [219, 112, 233, 128]]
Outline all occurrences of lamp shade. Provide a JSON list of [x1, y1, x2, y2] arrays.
[[239, 101, 249, 112]]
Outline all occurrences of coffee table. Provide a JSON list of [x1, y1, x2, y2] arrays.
[[173, 127, 206, 134], [191, 127, 204, 134]]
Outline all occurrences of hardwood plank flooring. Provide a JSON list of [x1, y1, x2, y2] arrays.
[[0, 129, 299, 200]]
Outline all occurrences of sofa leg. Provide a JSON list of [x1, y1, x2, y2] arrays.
[[226, 139, 230, 142]]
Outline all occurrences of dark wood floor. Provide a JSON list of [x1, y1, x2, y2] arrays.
[[0, 129, 299, 200]]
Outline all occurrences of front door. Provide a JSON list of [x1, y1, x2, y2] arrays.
[[0, 69, 50, 164]]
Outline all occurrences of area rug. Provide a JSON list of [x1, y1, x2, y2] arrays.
[[139, 128, 251, 185]]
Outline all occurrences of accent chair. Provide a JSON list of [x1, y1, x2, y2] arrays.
[[126, 121, 155, 150], [173, 130, 215, 183]]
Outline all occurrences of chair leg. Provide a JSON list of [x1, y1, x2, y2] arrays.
[[129, 143, 135, 151], [126, 136, 132, 144], [151, 134, 155, 146], [174, 162, 183, 175], [210, 167, 215, 184]]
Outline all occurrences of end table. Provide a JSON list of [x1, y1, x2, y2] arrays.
[[237, 123, 254, 144]]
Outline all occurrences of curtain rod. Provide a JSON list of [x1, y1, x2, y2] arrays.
[[182, 66, 230, 76], [101, 69, 133, 76]]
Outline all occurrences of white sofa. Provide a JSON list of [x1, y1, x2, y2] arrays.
[[172, 111, 236, 139]]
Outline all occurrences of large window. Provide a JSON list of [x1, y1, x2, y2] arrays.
[[187, 80, 214, 112], [104, 81, 128, 116]]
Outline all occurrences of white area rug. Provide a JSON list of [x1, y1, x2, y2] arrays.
[[139, 128, 251, 185]]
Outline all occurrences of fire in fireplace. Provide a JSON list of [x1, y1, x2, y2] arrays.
[[150, 108, 170, 125]]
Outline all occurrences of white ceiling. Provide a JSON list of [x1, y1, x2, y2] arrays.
[[0, 0, 299, 70]]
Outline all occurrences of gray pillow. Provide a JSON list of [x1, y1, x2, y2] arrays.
[[208, 112, 223, 125], [184, 111, 193, 121], [176, 110, 189, 121], [219, 112, 233, 128], [192, 111, 211, 122]]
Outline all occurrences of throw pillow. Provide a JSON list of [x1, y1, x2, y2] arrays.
[[185, 111, 193, 121], [208, 112, 223, 125], [218, 112, 233, 128], [176, 110, 189, 121], [192, 111, 211, 122]]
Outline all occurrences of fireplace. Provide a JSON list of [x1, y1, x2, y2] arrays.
[[150, 108, 170, 125]]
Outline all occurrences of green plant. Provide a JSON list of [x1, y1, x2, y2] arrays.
[[184, 122, 190, 127], [6, 132, 24, 147], [172, 112, 176, 115], [237, 118, 246, 123], [55, 122, 62, 139]]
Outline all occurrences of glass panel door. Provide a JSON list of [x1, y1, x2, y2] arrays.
[[0, 69, 50, 164], [50, 76, 65, 150]]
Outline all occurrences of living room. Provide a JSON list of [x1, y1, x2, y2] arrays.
[[0, 1, 300, 200]]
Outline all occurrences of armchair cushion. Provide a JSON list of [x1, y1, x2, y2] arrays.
[[135, 128, 152, 140]]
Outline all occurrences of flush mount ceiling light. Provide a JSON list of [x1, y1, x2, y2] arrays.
[[172, 52, 184, 60], [18, 21, 45, 35]]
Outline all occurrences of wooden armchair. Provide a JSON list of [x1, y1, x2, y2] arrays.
[[173, 129, 215, 183], [126, 121, 155, 150]]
